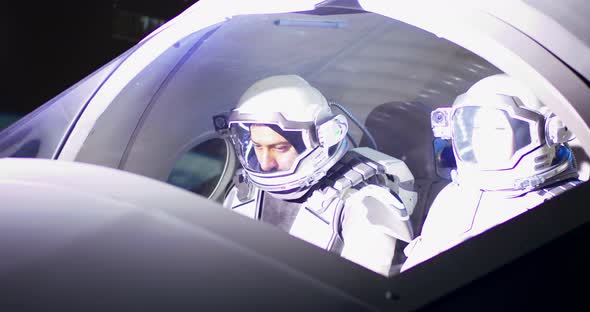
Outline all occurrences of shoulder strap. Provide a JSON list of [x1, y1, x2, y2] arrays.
[[306, 149, 385, 214], [306, 148, 417, 243]]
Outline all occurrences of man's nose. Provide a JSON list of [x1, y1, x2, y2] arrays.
[[259, 150, 278, 172]]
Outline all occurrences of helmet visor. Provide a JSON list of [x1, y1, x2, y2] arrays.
[[229, 122, 313, 174], [451, 106, 534, 169]]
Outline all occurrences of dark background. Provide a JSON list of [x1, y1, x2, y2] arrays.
[[1, 1, 197, 124]]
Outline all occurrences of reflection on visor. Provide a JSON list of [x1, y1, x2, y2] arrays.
[[452, 107, 532, 169], [229, 123, 310, 174]]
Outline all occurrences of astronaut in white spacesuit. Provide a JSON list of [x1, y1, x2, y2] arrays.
[[213, 75, 417, 276], [401, 74, 580, 272]]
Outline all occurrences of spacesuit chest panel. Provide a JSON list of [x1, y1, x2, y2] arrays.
[[227, 188, 261, 219], [290, 147, 417, 251], [402, 179, 579, 271], [413, 186, 561, 256], [471, 192, 540, 235], [227, 185, 340, 250], [289, 193, 341, 250], [260, 192, 303, 232], [417, 185, 483, 250], [228, 147, 418, 258], [473, 180, 581, 233]]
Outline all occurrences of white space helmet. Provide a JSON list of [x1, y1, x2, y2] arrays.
[[225, 75, 349, 199], [431, 74, 574, 191]]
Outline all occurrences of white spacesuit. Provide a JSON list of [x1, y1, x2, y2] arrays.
[[214, 75, 417, 276], [401, 74, 580, 272]]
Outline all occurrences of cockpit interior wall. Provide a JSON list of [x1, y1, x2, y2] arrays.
[[523, 0, 590, 51], [72, 9, 501, 193]]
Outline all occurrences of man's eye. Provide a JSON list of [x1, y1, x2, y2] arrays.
[[275, 145, 291, 152]]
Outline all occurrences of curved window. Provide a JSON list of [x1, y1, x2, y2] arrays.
[[69, 8, 504, 220], [167, 138, 230, 199], [110, 11, 498, 187]]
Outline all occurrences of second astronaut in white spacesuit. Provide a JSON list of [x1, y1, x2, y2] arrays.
[[401, 74, 580, 272], [214, 75, 417, 276]]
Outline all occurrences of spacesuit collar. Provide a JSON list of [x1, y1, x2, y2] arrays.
[[454, 147, 576, 197]]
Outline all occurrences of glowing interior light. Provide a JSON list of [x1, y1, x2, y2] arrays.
[[274, 19, 347, 28]]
